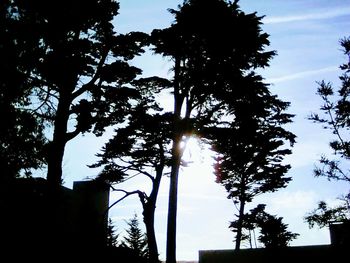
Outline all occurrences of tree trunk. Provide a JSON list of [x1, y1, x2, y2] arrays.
[[45, 92, 72, 244], [47, 136, 66, 188], [166, 56, 183, 263], [144, 204, 159, 263], [166, 137, 182, 263], [47, 94, 71, 188], [143, 165, 163, 263], [235, 199, 246, 250]]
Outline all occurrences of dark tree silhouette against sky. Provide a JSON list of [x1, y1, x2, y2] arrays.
[[151, 0, 293, 260], [0, 0, 46, 179], [2, 0, 349, 260], [305, 37, 350, 228], [2, 0, 148, 190], [91, 80, 173, 263]]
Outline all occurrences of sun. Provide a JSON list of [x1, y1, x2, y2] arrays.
[[181, 136, 215, 168]]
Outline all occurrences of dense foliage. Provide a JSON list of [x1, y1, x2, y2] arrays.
[[1, 0, 300, 260], [152, 0, 295, 257], [0, 0, 46, 179], [240, 204, 299, 248]]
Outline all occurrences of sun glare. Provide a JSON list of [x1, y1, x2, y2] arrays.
[[181, 136, 215, 168]]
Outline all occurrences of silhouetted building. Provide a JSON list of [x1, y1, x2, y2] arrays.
[[0, 178, 109, 249], [72, 180, 110, 247], [329, 220, 350, 246], [199, 221, 349, 263]]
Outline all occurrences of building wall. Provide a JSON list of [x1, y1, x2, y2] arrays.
[[0, 178, 110, 249], [72, 180, 110, 247], [199, 245, 347, 263], [329, 221, 350, 246]]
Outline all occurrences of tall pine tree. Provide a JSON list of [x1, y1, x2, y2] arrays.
[[151, 0, 293, 259]]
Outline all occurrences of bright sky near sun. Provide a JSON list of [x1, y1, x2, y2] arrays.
[[55, 0, 350, 261]]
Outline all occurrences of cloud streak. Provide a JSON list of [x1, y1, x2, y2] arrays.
[[263, 7, 350, 24], [268, 190, 318, 212], [268, 66, 338, 84]]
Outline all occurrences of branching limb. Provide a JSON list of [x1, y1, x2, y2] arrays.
[[104, 188, 148, 218], [72, 46, 110, 99], [118, 157, 155, 182]]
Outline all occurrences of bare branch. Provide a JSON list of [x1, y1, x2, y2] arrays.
[[104, 188, 148, 218], [72, 46, 110, 99], [65, 128, 81, 142], [118, 157, 155, 182]]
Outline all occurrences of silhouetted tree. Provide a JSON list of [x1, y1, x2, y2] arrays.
[[3, 0, 148, 189], [107, 218, 120, 247], [0, 0, 46, 179], [123, 213, 149, 260], [210, 91, 295, 250], [242, 204, 299, 248], [305, 198, 349, 228], [306, 37, 350, 228], [258, 217, 298, 248], [151, 0, 282, 261], [91, 81, 171, 263]]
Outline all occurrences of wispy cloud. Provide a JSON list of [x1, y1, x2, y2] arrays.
[[264, 7, 350, 24], [268, 190, 318, 212], [268, 66, 338, 84]]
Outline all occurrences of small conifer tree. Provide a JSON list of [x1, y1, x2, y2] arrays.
[[123, 213, 149, 259], [107, 218, 119, 247]]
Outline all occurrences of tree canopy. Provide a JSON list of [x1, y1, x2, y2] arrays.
[[1, 0, 151, 188], [91, 80, 172, 263], [210, 81, 295, 249], [151, 0, 293, 260], [306, 37, 350, 227], [0, 0, 46, 179], [239, 204, 299, 248], [0, 0, 304, 259]]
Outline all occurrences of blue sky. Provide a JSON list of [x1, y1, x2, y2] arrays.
[[58, 0, 350, 261]]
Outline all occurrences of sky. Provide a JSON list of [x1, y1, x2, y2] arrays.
[[55, 0, 350, 261]]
